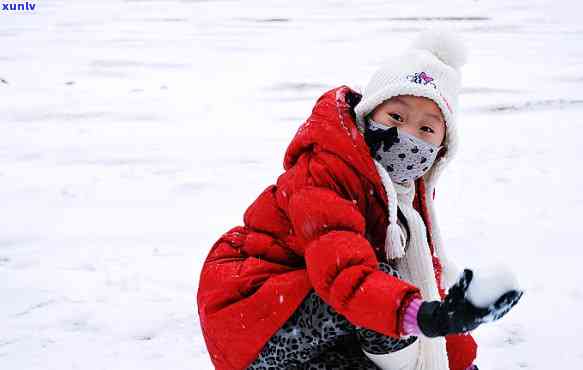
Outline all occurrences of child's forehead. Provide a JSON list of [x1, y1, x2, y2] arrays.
[[380, 95, 444, 119], [383, 95, 438, 107]]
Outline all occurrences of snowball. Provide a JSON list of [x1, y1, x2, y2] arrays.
[[466, 263, 521, 308], [411, 28, 468, 70]]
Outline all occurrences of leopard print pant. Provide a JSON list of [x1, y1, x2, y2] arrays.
[[247, 263, 418, 369]]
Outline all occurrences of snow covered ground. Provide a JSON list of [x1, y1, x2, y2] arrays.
[[1, 0, 582, 369]]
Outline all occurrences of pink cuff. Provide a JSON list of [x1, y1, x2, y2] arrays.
[[402, 298, 423, 336]]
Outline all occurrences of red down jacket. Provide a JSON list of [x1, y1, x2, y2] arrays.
[[197, 86, 477, 370]]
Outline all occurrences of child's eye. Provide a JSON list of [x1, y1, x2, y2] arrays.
[[388, 113, 403, 122], [421, 126, 435, 134]]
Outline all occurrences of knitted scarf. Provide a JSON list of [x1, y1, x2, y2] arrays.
[[374, 160, 454, 370]]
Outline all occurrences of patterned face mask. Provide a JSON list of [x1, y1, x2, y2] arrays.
[[364, 118, 442, 184]]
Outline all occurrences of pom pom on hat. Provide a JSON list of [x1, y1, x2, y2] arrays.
[[411, 28, 468, 70]]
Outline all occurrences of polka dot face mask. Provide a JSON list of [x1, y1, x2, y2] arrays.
[[364, 118, 442, 184]]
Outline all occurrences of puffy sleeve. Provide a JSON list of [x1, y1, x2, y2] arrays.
[[280, 149, 421, 337]]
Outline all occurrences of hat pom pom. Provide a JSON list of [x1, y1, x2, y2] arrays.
[[411, 28, 468, 70]]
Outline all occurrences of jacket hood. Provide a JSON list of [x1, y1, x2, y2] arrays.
[[283, 86, 389, 204]]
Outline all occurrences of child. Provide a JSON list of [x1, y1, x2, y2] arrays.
[[197, 29, 523, 370]]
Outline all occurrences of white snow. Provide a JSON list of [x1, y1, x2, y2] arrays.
[[1, 1, 583, 369], [466, 263, 521, 308]]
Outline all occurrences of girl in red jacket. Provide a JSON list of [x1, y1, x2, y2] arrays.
[[197, 29, 523, 370]]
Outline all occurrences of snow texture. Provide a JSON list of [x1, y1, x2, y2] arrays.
[[1, 1, 583, 369], [466, 264, 521, 308]]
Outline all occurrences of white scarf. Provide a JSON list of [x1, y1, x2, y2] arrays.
[[368, 161, 458, 370]]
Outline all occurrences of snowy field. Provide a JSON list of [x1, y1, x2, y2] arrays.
[[1, 0, 583, 369]]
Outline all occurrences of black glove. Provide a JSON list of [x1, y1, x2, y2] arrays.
[[417, 269, 524, 338]]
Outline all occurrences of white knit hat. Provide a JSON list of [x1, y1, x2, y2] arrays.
[[354, 28, 468, 259], [355, 28, 467, 159]]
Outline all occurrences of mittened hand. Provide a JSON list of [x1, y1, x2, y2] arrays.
[[417, 269, 524, 338]]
